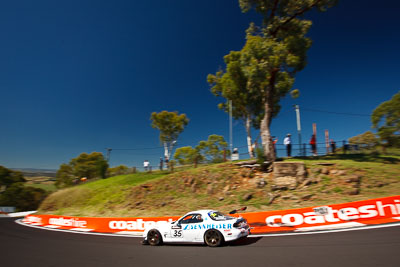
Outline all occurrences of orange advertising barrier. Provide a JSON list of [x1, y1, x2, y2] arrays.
[[23, 196, 400, 235], [241, 195, 400, 234], [23, 214, 180, 233]]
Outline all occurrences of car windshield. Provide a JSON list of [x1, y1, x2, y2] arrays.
[[208, 211, 235, 221]]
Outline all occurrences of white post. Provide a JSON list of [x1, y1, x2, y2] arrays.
[[295, 105, 302, 156], [229, 100, 233, 160]]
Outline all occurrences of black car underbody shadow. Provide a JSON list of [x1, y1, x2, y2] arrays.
[[144, 236, 263, 247]]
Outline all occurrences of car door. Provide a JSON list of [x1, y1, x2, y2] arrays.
[[173, 213, 204, 242], [167, 222, 183, 242]]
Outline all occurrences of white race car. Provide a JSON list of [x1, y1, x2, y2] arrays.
[[142, 209, 250, 247]]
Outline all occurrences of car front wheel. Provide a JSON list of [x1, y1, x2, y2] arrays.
[[204, 229, 224, 247], [147, 229, 163, 246]]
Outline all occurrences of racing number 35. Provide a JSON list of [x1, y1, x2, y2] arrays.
[[173, 229, 183, 237]]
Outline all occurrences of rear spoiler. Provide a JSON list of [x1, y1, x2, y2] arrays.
[[229, 206, 247, 215]]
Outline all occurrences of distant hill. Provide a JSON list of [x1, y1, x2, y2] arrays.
[[11, 168, 57, 178]]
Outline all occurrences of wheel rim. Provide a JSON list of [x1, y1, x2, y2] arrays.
[[206, 231, 220, 246], [148, 230, 159, 245]]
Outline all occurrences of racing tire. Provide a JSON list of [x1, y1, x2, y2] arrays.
[[204, 229, 224, 247], [147, 229, 163, 246]]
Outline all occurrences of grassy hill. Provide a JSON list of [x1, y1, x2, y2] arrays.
[[38, 151, 400, 217]]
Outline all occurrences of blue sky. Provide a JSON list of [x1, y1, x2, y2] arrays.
[[1, 0, 399, 170]]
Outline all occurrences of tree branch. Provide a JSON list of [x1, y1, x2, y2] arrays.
[[270, 0, 323, 36], [268, 0, 280, 22]]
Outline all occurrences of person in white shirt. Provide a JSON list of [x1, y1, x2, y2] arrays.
[[283, 134, 292, 157], [143, 160, 150, 171]]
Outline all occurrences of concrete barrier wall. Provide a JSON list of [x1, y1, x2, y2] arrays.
[[23, 195, 400, 235]]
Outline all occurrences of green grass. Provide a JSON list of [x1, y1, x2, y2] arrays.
[[38, 150, 400, 217], [24, 176, 58, 192], [27, 183, 57, 192], [332, 187, 343, 193], [39, 172, 169, 216]]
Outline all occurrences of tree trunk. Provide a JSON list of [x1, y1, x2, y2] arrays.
[[260, 105, 276, 162], [261, 72, 277, 162], [245, 115, 255, 158], [163, 142, 169, 160]]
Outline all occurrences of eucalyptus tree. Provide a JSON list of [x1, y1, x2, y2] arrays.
[[348, 131, 378, 148], [150, 111, 189, 160], [196, 134, 229, 163], [173, 146, 203, 166], [208, 51, 263, 158], [372, 91, 400, 147], [236, 0, 338, 161]]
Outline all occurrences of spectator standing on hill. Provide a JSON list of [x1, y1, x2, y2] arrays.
[[165, 156, 169, 170], [272, 136, 278, 155], [143, 160, 149, 171], [283, 134, 292, 157], [310, 134, 317, 156], [159, 157, 163, 171], [330, 139, 336, 154]]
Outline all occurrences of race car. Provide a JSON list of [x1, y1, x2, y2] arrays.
[[142, 209, 250, 247]]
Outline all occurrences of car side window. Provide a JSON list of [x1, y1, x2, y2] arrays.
[[179, 214, 203, 225]]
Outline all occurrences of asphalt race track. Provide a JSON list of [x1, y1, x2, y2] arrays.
[[1, 218, 399, 267]]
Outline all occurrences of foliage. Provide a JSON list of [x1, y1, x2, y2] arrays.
[[348, 131, 378, 148], [196, 135, 229, 163], [290, 89, 300, 99], [371, 91, 400, 147], [55, 152, 109, 188], [209, 0, 337, 162], [255, 147, 266, 164], [70, 152, 108, 179], [0, 166, 48, 211], [207, 51, 263, 158], [0, 166, 25, 189], [107, 165, 130, 177], [150, 111, 189, 159], [0, 182, 48, 211], [174, 146, 203, 165], [55, 164, 75, 188]]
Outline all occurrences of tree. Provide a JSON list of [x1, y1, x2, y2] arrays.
[[107, 165, 129, 177], [0, 166, 47, 211], [371, 91, 400, 147], [208, 51, 264, 158], [348, 131, 378, 148], [55, 163, 75, 188], [150, 111, 189, 160], [174, 146, 203, 166], [196, 135, 229, 163], [0, 183, 47, 211], [214, 0, 337, 162], [70, 152, 109, 179], [0, 166, 25, 189], [55, 152, 109, 188]]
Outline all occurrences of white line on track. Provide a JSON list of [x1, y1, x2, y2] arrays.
[[15, 219, 140, 238], [253, 222, 400, 237], [15, 219, 400, 239]]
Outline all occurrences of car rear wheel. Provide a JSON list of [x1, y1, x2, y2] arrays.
[[204, 229, 224, 247], [147, 229, 163, 246]]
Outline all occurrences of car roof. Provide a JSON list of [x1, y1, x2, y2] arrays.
[[183, 210, 215, 215]]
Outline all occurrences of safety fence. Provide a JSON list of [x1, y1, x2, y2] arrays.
[[125, 141, 375, 172], [238, 141, 375, 160], [22, 195, 400, 235]]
